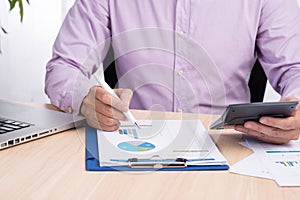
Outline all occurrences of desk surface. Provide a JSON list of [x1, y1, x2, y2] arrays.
[[0, 107, 300, 199]]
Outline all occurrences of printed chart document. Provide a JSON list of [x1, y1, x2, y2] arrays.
[[230, 135, 300, 186], [96, 120, 228, 168], [230, 142, 273, 179]]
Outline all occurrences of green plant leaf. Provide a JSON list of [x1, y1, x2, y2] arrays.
[[1, 0, 30, 54], [8, 0, 29, 22], [9, 0, 17, 11], [18, 0, 24, 22]]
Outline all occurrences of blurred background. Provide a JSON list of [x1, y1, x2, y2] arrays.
[[0, 0, 75, 103], [0, 0, 282, 105]]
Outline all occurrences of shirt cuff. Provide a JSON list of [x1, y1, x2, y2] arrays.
[[280, 76, 300, 100], [71, 73, 95, 115]]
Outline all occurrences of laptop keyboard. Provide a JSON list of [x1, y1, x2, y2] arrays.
[[0, 118, 32, 134]]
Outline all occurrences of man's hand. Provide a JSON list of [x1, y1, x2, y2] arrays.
[[80, 86, 133, 131], [235, 97, 300, 144]]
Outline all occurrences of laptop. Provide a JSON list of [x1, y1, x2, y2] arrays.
[[0, 99, 85, 150]]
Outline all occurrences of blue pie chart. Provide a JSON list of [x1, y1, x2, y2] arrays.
[[118, 141, 155, 152]]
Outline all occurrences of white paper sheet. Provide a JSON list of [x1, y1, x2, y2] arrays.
[[96, 120, 228, 167], [245, 136, 300, 187], [230, 153, 273, 179], [230, 135, 300, 187]]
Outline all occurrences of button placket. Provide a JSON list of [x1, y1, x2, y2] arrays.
[[174, 0, 191, 112]]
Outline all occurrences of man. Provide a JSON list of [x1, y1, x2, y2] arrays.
[[45, 0, 300, 144]]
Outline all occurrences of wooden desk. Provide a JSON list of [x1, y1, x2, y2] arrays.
[[0, 109, 299, 199]]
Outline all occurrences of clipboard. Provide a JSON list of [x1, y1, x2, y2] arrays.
[[85, 125, 229, 171]]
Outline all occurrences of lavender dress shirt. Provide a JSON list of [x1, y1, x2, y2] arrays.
[[45, 0, 300, 115]]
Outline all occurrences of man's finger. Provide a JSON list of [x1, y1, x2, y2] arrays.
[[259, 116, 296, 130], [280, 96, 299, 102], [95, 87, 128, 112], [95, 111, 120, 127], [234, 125, 290, 144], [94, 99, 127, 120], [86, 118, 120, 131], [115, 89, 133, 107], [243, 121, 299, 140]]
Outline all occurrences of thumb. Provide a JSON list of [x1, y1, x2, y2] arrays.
[[115, 88, 133, 110], [280, 96, 298, 102], [280, 96, 300, 112]]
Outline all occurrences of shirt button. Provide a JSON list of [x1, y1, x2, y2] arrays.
[[177, 108, 183, 112], [178, 31, 185, 36], [178, 70, 184, 76], [67, 106, 73, 113]]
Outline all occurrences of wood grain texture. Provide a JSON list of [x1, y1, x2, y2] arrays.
[[0, 109, 299, 199]]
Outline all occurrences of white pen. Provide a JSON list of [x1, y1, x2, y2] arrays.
[[98, 78, 141, 129]]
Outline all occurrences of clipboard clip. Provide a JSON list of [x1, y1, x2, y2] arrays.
[[127, 157, 188, 169]]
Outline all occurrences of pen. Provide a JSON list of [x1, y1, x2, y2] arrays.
[[98, 78, 141, 129]]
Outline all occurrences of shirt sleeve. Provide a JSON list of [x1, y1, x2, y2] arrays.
[[256, 0, 300, 99], [45, 0, 111, 114]]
